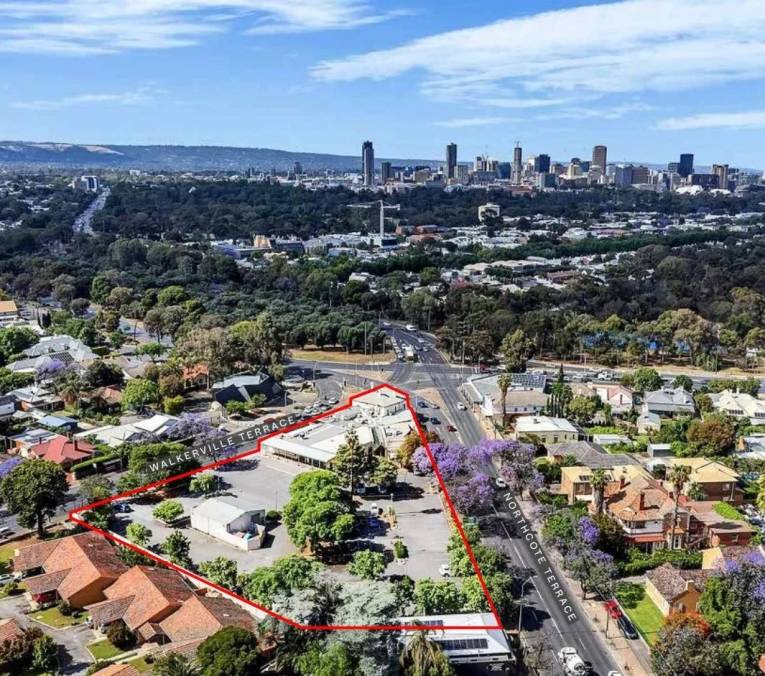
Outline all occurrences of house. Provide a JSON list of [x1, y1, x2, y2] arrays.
[[212, 372, 281, 406], [548, 440, 640, 469], [26, 435, 95, 469], [0, 394, 15, 420], [5, 335, 96, 375], [86, 566, 195, 643], [463, 374, 548, 419], [0, 300, 19, 326], [590, 384, 635, 415], [14, 533, 127, 609], [658, 458, 743, 504], [91, 665, 141, 676], [642, 388, 695, 416], [158, 594, 255, 643], [560, 464, 650, 505], [683, 501, 755, 548], [190, 497, 267, 551], [6, 385, 62, 412], [708, 389, 765, 426], [36, 414, 78, 432], [512, 416, 579, 445], [398, 613, 513, 674], [701, 543, 765, 570], [645, 563, 710, 616], [637, 409, 661, 434], [82, 387, 123, 412], [0, 617, 25, 644], [647, 443, 673, 458], [9, 427, 59, 453]]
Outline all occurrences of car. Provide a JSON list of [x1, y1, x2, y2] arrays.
[[447, 424, 457, 432], [430, 418, 441, 425], [417, 401, 428, 408], [381, 321, 391, 328], [494, 477, 508, 489], [457, 402, 467, 410], [0, 526, 12, 538], [438, 564, 451, 577], [114, 503, 133, 513], [617, 614, 638, 640], [369, 503, 379, 516], [607, 672, 624, 676], [405, 324, 416, 331], [431, 403, 440, 409], [0, 573, 14, 585]]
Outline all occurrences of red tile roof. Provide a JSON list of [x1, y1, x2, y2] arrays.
[[23, 569, 70, 595], [13, 532, 126, 605], [0, 618, 24, 644], [647, 563, 711, 603], [28, 436, 95, 465], [159, 594, 255, 642], [100, 566, 194, 632], [91, 664, 140, 676]]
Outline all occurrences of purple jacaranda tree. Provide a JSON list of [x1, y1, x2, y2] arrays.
[[450, 472, 494, 514], [578, 516, 600, 547], [565, 546, 616, 599], [36, 357, 67, 382], [493, 440, 544, 496]]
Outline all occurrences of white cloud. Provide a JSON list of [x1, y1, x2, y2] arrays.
[[433, 116, 518, 128], [0, 1, 402, 54], [656, 111, 765, 130], [11, 87, 165, 111], [312, 0, 765, 111]]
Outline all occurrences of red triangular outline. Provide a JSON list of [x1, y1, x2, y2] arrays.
[[69, 383, 503, 631]]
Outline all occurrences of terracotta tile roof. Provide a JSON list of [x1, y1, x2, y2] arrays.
[[13, 539, 59, 572], [152, 637, 205, 661], [604, 476, 675, 521], [23, 569, 71, 595], [0, 618, 24, 644], [647, 563, 711, 603], [86, 596, 135, 627], [13, 533, 126, 605], [137, 622, 164, 642], [91, 664, 140, 676], [101, 566, 194, 632], [28, 436, 95, 465], [159, 594, 255, 642]]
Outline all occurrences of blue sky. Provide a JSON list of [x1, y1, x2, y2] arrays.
[[1, 0, 765, 167]]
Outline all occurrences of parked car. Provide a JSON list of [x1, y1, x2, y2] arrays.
[[447, 424, 457, 432], [457, 402, 467, 410], [417, 401, 428, 408], [114, 503, 133, 513], [617, 614, 638, 640], [0, 573, 15, 585], [438, 564, 451, 577], [494, 477, 508, 489]]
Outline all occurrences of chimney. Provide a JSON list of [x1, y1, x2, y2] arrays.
[[639, 491, 646, 511], [619, 475, 626, 490]]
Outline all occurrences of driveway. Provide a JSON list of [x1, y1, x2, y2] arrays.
[[0, 594, 95, 675]]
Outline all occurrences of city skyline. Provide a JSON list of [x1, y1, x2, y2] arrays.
[[1, 0, 765, 166]]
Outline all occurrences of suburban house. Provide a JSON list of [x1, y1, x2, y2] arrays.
[[8, 428, 58, 453], [86, 566, 195, 644], [398, 613, 513, 674], [0, 300, 20, 326], [190, 497, 267, 551], [463, 374, 548, 421], [5, 334, 96, 375], [637, 409, 662, 434], [92, 665, 140, 676], [14, 533, 127, 609], [655, 458, 744, 504], [642, 387, 696, 416], [645, 563, 710, 616], [590, 383, 635, 415], [25, 435, 95, 470], [7, 384, 62, 412], [212, 372, 281, 406], [560, 464, 650, 505], [0, 394, 15, 421], [709, 389, 765, 425], [158, 594, 255, 643], [512, 416, 579, 445], [683, 501, 755, 548], [547, 440, 640, 470]]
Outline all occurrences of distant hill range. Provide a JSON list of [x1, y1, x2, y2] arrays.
[[0, 141, 439, 172]]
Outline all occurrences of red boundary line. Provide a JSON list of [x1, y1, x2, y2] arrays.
[[69, 383, 503, 632]]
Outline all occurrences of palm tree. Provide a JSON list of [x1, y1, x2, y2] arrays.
[[591, 468, 608, 516], [399, 631, 455, 676], [668, 464, 692, 550], [497, 373, 511, 429], [152, 652, 200, 676]]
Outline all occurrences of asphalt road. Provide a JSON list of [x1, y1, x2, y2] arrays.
[[289, 329, 622, 674]]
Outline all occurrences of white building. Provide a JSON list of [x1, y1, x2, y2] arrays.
[[190, 497, 266, 551], [353, 389, 407, 417], [512, 416, 579, 444], [708, 390, 765, 426], [398, 613, 513, 673]]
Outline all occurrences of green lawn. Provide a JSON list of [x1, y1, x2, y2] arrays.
[[88, 639, 124, 661], [126, 656, 153, 673], [616, 584, 665, 645], [32, 607, 85, 629]]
